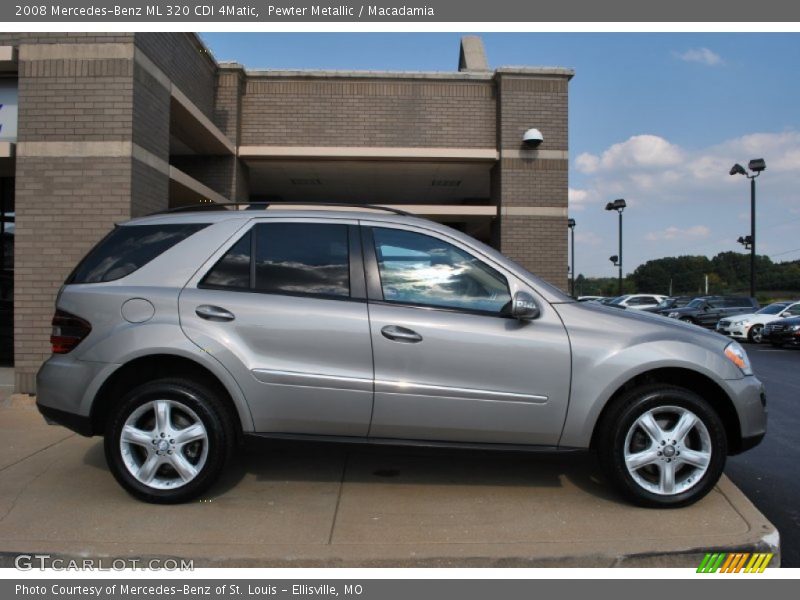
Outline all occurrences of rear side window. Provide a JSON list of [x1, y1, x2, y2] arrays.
[[200, 222, 351, 299], [68, 223, 208, 284], [201, 231, 251, 290]]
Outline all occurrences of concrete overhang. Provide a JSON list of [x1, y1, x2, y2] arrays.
[[244, 159, 494, 206], [0, 46, 17, 72], [168, 164, 228, 207], [170, 87, 235, 156], [239, 146, 499, 162]]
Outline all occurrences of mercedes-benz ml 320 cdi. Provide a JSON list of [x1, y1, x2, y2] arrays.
[[36, 205, 766, 507]]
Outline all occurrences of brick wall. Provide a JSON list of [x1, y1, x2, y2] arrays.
[[170, 155, 247, 202], [240, 77, 496, 148], [134, 33, 217, 119], [13, 156, 132, 392], [499, 215, 569, 286], [495, 73, 570, 291], [132, 61, 170, 158]]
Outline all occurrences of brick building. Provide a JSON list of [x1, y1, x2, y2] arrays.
[[0, 33, 573, 393]]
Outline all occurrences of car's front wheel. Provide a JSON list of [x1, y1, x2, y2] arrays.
[[597, 384, 727, 508], [748, 324, 764, 344], [104, 378, 235, 504]]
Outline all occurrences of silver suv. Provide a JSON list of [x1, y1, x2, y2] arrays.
[[36, 205, 767, 507]]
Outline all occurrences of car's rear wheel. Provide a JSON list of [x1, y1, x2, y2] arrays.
[[597, 384, 727, 508], [748, 324, 764, 344], [104, 378, 235, 504]]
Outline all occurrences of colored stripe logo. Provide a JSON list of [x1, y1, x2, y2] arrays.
[[697, 552, 774, 573]]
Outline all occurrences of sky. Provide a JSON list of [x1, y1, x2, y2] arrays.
[[201, 33, 800, 277]]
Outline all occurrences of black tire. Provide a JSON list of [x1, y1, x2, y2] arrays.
[[747, 324, 764, 344], [596, 384, 727, 508], [104, 378, 236, 504]]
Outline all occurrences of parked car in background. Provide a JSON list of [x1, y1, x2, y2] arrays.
[[666, 296, 759, 328], [606, 294, 666, 311], [642, 296, 694, 315], [577, 295, 605, 302], [717, 301, 800, 343], [762, 316, 800, 348]]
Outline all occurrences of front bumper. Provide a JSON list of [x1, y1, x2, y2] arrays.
[[763, 328, 800, 346], [724, 375, 767, 455], [716, 322, 748, 339]]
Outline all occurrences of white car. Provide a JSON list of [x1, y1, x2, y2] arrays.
[[717, 301, 800, 343], [605, 294, 666, 310]]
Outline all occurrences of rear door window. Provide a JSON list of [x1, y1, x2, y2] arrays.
[[68, 223, 208, 284], [254, 223, 350, 298]]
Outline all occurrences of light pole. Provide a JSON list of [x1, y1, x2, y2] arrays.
[[730, 159, 766, 298], [567, 218, 576, 297], [605, 198, 626, 295]]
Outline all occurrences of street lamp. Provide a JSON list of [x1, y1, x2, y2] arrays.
[[567, 218, 576, 297], [737, 235, 753, 251], [605, 198, 626, 295], [730, 158, 766, 298]]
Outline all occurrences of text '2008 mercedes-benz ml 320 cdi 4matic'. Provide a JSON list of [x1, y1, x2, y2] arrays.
[[37, 204, 766, 507]]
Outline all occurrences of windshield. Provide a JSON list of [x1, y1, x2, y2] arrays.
[[757, 303, 789, 315], [656, 298, 674, 308], [687, 298, 706, 308], [608, 295, 629, 305]]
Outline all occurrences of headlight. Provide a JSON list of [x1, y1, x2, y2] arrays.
[[789, 325, 800, 332], [668, 312, 679, 318], [724, 342, 753, 376]]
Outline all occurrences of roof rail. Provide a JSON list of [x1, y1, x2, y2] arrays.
[[152, 202, 417, 217]]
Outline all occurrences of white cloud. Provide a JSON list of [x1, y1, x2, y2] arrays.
[[675, 47, 724, 67], [575, 135, 683, 175], [568, 187, 592, 211], [645, 225, 711, 242], [572, 131, 800, 209]]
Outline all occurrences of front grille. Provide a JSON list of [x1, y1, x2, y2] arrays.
[[718, 320, 730, 328], [770, 324, 786, 333]]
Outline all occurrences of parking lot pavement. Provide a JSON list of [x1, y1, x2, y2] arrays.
[[727, 344, 800, 567], [0, 398, 778, 568]]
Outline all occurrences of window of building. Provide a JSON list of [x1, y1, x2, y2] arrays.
[[68, 223, 209, 284], [372, 227, 511, 315]]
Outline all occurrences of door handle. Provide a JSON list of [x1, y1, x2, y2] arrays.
[[381, 325, 422, 343], [196, 305, 235, 322]]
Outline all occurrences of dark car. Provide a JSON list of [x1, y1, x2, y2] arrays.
[[762, 316, 800, 348], [665, 296, 759, 328], [642, 295, 694, 315]]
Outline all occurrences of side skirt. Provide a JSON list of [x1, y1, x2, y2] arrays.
[[246, 432, 586, 454]]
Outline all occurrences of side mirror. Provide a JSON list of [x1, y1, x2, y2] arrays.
[[511, 291, 540, 321]]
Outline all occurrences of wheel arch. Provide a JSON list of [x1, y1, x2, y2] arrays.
[[589, 367, 743, 454], [90, 353, 251, 439]]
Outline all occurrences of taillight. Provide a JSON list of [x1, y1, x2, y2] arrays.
[[51, 310, 92, 354]]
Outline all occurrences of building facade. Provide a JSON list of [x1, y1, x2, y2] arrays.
[[0, 33, 573, 393]]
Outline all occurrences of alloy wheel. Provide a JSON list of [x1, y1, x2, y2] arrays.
[[119, 399, 209, 490], [623, 405, 712, 496]]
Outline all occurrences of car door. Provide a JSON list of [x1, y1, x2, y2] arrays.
[[361, 222, 571, 446], [179, 218, 374, 436], [698, 298, 724, 326]]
